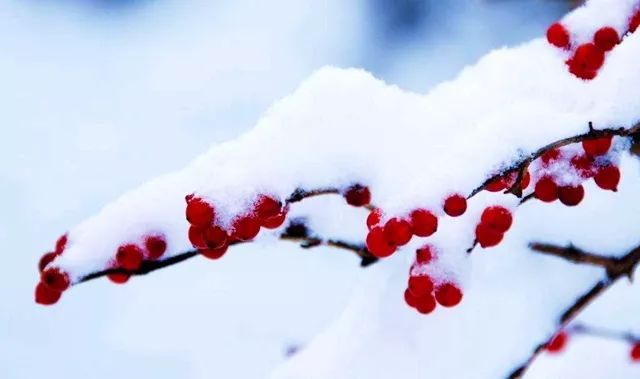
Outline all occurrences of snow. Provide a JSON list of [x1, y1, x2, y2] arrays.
[[50, 0, 640, 289], [7, 0, 640, 378]]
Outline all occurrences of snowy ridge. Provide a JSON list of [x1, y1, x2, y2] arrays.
[[46, 0, 640, 287]]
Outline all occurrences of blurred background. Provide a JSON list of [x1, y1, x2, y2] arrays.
[[0, 0, 577, 378]]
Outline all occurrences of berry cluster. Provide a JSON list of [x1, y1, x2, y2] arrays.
[[404, 245, 463, 314], [186, 193, 288, 259], [35, 234, 69, 305], [108, 234, 168, 284], [545, 330, 640, 363], [546, 6, 640, 80]]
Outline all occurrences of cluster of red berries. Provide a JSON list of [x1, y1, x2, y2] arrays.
[[35, 234, 70, 305], [533, 136, 620, 205], [475, 206, 513, 248], [546, 7, 640, 80], [186, 193, 288, 259], [363, 193, 466, 258], [403, 245, 463, 314], [108, 234, 167, 284], [546, 330, 640, 363]]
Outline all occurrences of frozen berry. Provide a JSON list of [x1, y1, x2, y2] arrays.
[[188, 226, 208, 249], [630, 10, 640, 33], [35, 282, 61, 305], [344, 184, 371, 207], [203, 226, 228, 249], [107, 272, 130, 284], [558, 184, 585, 206], [486, 177, 507, 192], [480, 206, 513, 232], [435, 283, 463, 307], [409, 209, 438, 237], [521, 170, 531, 189], [416, 245, 435, 264], [582, 136, 612, 157], [231, 215, 260, 241], [631, 342, 640, 362], [572, 43, 605, 71], [366, 227, 397, 258], [547, 22, 570, 48], [546, 331, 568, 353], [408, 275, 434, 297], [200, 245, 228, 260], [55, 234, 68, 254], [41, 268, 70, 292], [255, 195, 282, 221], [475, 224, 504, 248], [116, 244, 144, 271], [404, 288, 418, 308], [384, 217, 413, 245], [38, 252, 58, 273], [593, 26, 619, 51], [366, 208, 382, 230], [594, 165, 620, 191], [185, 197, 215, 227], [144, 235, 167, 260], [261, 209, 288, 229], [443, 194, 467, 217], [415, 294, 437, 314], [535, 176, 559, 202], [571, 154, 595, 178], [541, 149, 561, 165]]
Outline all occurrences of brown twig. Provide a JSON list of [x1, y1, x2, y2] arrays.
[[508, 242, 640, 378], [568, 324, 639, 344]]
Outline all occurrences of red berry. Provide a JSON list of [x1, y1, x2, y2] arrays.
[[594, 165, 620, 191], [200, 245, 228, 260], [443, 194, 467, 217], [185, 198, 215, 227], [594, 27, 619, 51], [409, 209, 438, 237], [261, 209, 288, 229], [107, 272, 130, 284], [408, 275, 434, 297], [366, 208, 382, 230], [631, 342, 640, 362], [435, 283, 463, 307], [475, 224, 504, 248], [535, 176, 559, 202], [582, 136, 612, 157], [144, 235, 167, 260], [255, 195, 282, 221], [116, 244, 144, 271], [521, 170, 531, 190], [547, 22, 570, 49], [55, 234, 68, 254], [416, 245, 435, 264], [35, 282, 61, 305], [415, 294, 437, 314], [568, 43, 605, 79], [558, 184, 585, 206], [404, 288, 418, 308], [41, 268, 70, 292], [384, 217, 413, 245], [630, 11, 640, 33], [546, 331, 568, 353], [344, 184, 371, 207], [231, 215, 260, 241], [480, 206, 513, 233], [38, 252, 58, 273], [541, 149, 561, 166], [188, 226, 208, 249], [486, 177, 507, 192], [366, 227, 397, 258], [571, 154, 595, 178], [203, 226, 228, 249]]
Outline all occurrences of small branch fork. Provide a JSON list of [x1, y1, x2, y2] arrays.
[[508, 242, 640, 378]]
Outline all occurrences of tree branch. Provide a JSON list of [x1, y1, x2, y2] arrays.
[[508, 242, 640, 378]]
